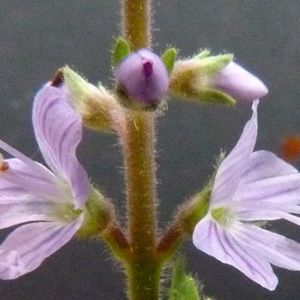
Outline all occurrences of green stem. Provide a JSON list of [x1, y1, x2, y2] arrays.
[[124, 113, 157, 251], [121, 0, 151, 50], [122, 112, 160, 300], [120, 1, 163, 299]]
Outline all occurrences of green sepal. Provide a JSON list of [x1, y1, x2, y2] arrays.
[[64, 66, 121, 132], [116, 85, 166, 112], [178, 186, 211, 235], [77, 187, 115, 237], [161, 47, 177, 75], [195, 53, 233, 75], [194, 49, 211, 59], [177, 152, 226, 235], [197, 89, 236, 105], [112, 37, 131, 66], [166, 257, 200, 300], [64, 66, 90, 101]]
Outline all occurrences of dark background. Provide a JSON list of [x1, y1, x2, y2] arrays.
[[1, 1, 300, 299]]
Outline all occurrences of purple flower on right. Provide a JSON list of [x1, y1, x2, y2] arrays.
[[193, 100, 300, 290]]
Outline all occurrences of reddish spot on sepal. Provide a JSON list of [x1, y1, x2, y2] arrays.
[[280, 135, 300, 162], [50, 69, 64, 87], [0, 161, 9, 172]]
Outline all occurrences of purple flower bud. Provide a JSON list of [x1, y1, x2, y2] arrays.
[[212, 62, 268, 103], [115, 49, 169, 105]]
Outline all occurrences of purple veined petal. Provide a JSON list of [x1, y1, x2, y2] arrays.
[[0, 139, 57, 185], [0, 215, 83, 279], [33, 86, 89, 208], [0, 158, 64, 200], [211, 100, 259, 206], [237, 208, 300, 227], [232, 223, 300, 271], [0, 198, 56, 229], [0, 250, 25, 280], [212, 62, 268, 103], [234, 173, 300, 206], [0, 179, 31, 198], [239, 150, 300, 186], [193, 215, 278, 290]]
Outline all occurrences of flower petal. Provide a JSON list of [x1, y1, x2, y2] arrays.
[[0, 158, 63, 200], [0, 199, 55, 229], [211, 100, 258, 206], [0, 216, 83, 279], [33, 86, 89, 208], [233, 223, 300, 271], [212, 62, 268, 103], [232, 151, 300, 210], [239, 150, 300, 186], [193, 216, 278, 290]]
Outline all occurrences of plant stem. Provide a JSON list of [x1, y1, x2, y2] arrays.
[[122, 112, 160, 300], [120, 1, 163, 299], [121, 0, 151, 50]]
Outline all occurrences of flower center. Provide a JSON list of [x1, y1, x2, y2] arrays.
[[54, 202, 82, 223], [211, 207, 234, 227]]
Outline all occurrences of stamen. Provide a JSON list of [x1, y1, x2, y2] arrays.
[[0, 153, 9, 172]]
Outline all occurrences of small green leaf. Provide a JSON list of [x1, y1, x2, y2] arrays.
[[112, 38, 131, 66], [167, 258, 200, 300], [161, 48, 177, 74]]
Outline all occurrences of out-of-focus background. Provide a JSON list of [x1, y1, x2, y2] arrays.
[[1, 1, 300, 299]]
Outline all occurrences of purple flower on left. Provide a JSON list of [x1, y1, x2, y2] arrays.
[[0, 83, 89, 279]]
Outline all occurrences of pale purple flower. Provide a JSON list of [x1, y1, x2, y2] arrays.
[[212, 62, 268, 103], [115, 49, 169, 104], [0, 83, 89, 279], [193, 100, 300, 290]]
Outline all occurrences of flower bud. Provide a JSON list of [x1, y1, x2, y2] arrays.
[[212, 61, 268, 103], [56, 67, 124, 132], [115, 49, 169, 108], [169, 52, 268, 105]]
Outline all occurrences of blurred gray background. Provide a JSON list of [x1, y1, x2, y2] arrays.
[[0, 1, 300, 299]]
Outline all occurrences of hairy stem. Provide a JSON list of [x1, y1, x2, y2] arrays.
[[122, 112, 160, 300], [121, 0, 151, 50], [120, 0, 163, 299]]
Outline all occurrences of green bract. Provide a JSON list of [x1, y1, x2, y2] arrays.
[[112, 38, 131, 66], [161, 47, 177, 75]]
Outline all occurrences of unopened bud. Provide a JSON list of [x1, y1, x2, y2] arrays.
[[115, 49, 169, 109], [169, 52, 268, 105], [212, 61, 268, 103]]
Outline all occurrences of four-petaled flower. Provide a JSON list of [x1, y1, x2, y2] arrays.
[[0, 83, 89, 279], [193, 100, 300, 290]]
